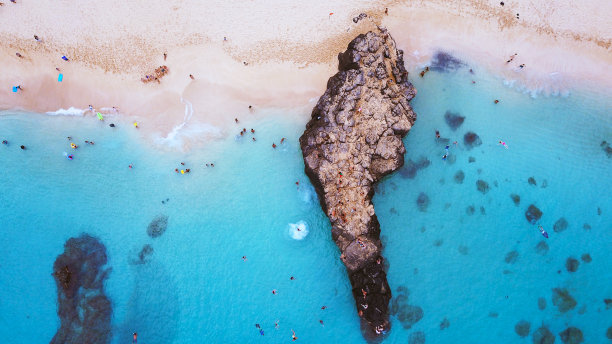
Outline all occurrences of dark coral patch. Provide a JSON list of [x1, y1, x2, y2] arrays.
[[532, 327, 555, 344], [417, 192, 430, 212], [525, 205, 543, 224], [454, 170, 465, 184], [409, 331, 426, 344], [538, 297, 547, 310], [444, 111, 465, 131], [147, 215, 169, 238], [535, 241, 549, 255], [511, 194, 520, 206], [580, 254, 591, 263], [505, 251, 519, 264], [515, 320, 531, 337], [552, 288, 577, 313], [528, 177, 537, 186], [553, 217, 568, 233], [464, 131, 482, 149], [559, 327, 583, 344], [565, 257, 579, 272], [476, 180, 490, 194]]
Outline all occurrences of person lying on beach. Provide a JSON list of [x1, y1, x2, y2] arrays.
[[16, 52, 24, 58], [189, 74, 194, 80], [506, 53, 517, 63]]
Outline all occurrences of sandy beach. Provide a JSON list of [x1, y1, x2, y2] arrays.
[[1, 0, 610, 148]]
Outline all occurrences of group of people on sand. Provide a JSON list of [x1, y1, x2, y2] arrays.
[[141, 65, 169, 83]]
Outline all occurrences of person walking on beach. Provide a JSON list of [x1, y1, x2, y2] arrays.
[[163, 52, 167, 60], [15, 52, 23, 58]]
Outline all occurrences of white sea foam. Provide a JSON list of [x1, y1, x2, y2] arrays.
[[288, 221, 309, 240], [46, 107, 86, 116], [158, 97, 222, 148]]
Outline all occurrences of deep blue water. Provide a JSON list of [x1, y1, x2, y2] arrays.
[[0, 65, 611, 343]]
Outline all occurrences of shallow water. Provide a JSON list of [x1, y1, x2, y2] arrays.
[[0, 63, 611, 343]]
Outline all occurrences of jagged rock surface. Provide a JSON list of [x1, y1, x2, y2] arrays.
[[51, 234, 112, 344], [299, 28, 416, 336]]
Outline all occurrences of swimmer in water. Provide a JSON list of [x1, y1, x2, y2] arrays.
[[275, 320, 279, 329], [321, 306, 327, 310], [242, 256, 247, 261], [290, 276, 295, 280], [1, 140, 7, 145], [133, 332, 137, 343], [319, 320, 324, 326], [499, 140, 509, 149], [435, 130, 440, 138], [272, 289, 277, 295], [292, 329, 298, 341]]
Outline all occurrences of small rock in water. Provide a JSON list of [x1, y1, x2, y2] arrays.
[[408, 331, 426, 344], [535, 240, 549, 255], [476, 180, 490, 194], [583, 223, 591, 230], [566, 257, 579, 272], [580, 254, 592, 263], [511, 194, 521, 206], [464, 131, 482, 149], [538, 297, 547, 310], [554, 217, 569, 233], [515, 320, 531, 337], [444, 111, 465, 131], [559, 327, 584, 344], [458, 245, 469, 255], [416, 192, 430, 212], [505, 250, 519, 264], [433, 239, 443, 247], [525, 205, 543, 224], [552, 288, 577, 313], [532, 327, 555, 344], [147, 215, 169, 238], [528, 177, 537, 186], [607, 326, 612, 339], [439, 317, 450, 330], [488, 312, 498, 318], [604, 299, 612, 309], [466, 205, 475, 215], [468, 156, 476, 163], [454, 170, 465, 184], [479, 206, 486, 215]]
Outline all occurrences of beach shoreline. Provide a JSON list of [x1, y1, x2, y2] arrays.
[[1, 0, 610, 149]]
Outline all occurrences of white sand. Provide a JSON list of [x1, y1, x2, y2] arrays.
[[0, 0, 610, 149]]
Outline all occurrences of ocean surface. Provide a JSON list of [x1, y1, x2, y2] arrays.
[[1, 62, 611, 344]]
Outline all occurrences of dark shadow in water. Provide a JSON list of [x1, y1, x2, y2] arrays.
[[444, 111, 465, 131], [118, 259, 180, 344], [390, 286, 424, 330], [408, 331, 426, 344], [532, 326, 555, 344], [399, 156, 431, 179], [147, 215, 169, 238], [514, 320, 530, 337], [50, 233, 112, 344], [429, 51, 466, 72]]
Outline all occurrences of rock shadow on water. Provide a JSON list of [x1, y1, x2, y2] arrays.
[[400, 156, 431, 179], [444, 111, 465, 131], [147, 215, 169, 238], [430, 51, 466, 72], [390, 286, 423, 330], [119, 260, 180, 344], [51, 234, 112, 344]]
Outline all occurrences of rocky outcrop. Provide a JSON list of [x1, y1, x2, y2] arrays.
[[51, 234, 112, 344], [299, 28, 416, 336]]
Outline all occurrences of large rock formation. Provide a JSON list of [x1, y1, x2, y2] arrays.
[[51, 234, 112, 344], [299, 28, 416, 336]]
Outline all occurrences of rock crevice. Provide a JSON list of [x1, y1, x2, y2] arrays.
[[299, 28, 416, 336]]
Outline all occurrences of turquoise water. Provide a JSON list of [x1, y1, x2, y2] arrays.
[[1, 64, 610, 343]]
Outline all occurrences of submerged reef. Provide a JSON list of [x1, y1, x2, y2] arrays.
[[444, 111, 465, 131], [463, 131, 482, 149], [515, 320, 531, 337], [559, 327, 584, 344], [399, 156, 430, 179], [532, 326, 555, 344], [147, 214, 169, 238], [552, 288, 577, 313], [299, 27, 417, 337], [430, 51, 465, 72], [525, 205, 543, 224], [51, 234, 112, 344]]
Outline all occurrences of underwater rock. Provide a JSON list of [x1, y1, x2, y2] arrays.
[[515, 320, 531, 337], [565, 257, 579, 272], [580, 254, 591, 263], [479, 206, 486, 215], [601, 140, 612, 158], [454, 170, 465, 184], [433, 239, 443, 247], [138, 245, 154, 264], [440, 317, 450, 330], [553, 218, 568, 233], [583, 223, 591, 230], [464, 131, 482, 149], [552, 288, 577, 313], [505, 250, 519, 264], [430, 51, 465, 72], [417, 192, 430, 212], [400, 156, 431, 179], [525, 205, 543, 224], [528, 177, 537, 186], [444, 111, 465, 131], [398, 305, 424, 329], [538, 297, 547, 310], [607, 326, 612, 339], [535, 240, 549, 255], [511, 194, 521, 206], [147, 215, 169, 238], [352, 12, 367, 23], [458, 245, 469, 255], [468, 156, 476, 163], [476, 180, 490, 194], [604, 299, 612, 309], [299, 28, 416, 336], [559, 327, 583, 344], [532, 327, 556, 344], [51, 234, 112, 344], [466, 205, 475, 215], [408, 331, 426, 344]]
